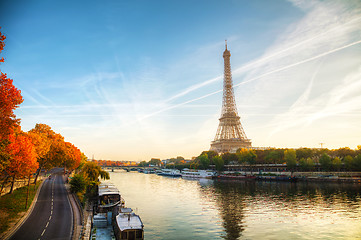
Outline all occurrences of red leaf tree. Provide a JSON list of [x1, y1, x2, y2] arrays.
[[5, 132, 39, 193], [0, 29, 23, 141], [1, 28, 24, 177]]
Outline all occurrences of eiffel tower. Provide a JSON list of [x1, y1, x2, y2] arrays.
[[210, 41, 252, 153]]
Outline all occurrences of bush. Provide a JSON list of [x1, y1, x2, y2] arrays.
[[69, 174, 86, 193]]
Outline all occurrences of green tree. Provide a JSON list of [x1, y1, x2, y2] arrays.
[[299, 158, 307, 171], [69, 174, 86, 193], [138, 161, 147, 167], [81, 161, 110, 183], [306, 157, 314, 171], [236, 148, 249, 163], [198, 154, 210, 169], [190, 160, 199, 169], [354, 154, 361, 171], [266, 150, 283, 164], [334, 147, 355, 158], [201, 151, 218, 162], [332, 157, 341, 171], [149, 158, 161, 166], [319, 153, 332, 171], [212, 155, 224, 171], [284, 149, 297, 171], [245, 150, 257, 165], [296, 148, 313, 159], [222, 153, 238, 165], [343, 155, 354, 171]]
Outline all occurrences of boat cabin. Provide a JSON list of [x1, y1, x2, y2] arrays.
[[98, 183, 122, 212], [114, 208, 144, 240]]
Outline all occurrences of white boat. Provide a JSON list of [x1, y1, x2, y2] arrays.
[[157, 169, 182, 177], [114, 208, 144, 240], [181, 169, 216, 179], [143, 169, 155, 174], [98, 183, 122, 209]]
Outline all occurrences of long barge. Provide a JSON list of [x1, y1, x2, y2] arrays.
[[93, 182, 144, 240]]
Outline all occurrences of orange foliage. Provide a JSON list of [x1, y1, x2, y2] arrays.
[[29, 124, 60, 170], [0, 29, 84, 176], [0, 28, 5, 63], [0, 74, 23, 140], [0, 29, 23, 141], [63, 142, 82, 170], [6, 132, 39, 178]]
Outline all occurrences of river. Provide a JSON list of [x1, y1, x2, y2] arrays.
[[105, 170, 361, 240]]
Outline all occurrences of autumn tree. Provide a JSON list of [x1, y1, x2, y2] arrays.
[[29, 124, 64, 183], [62, 142, 82, 170], [5, 132, 38, 193], [237, 148, 257, 165], [0, 29, 24, 173], [236, 148, 249, 163]]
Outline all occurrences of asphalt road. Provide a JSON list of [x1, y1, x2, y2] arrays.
[[9, 169, 73, 240]]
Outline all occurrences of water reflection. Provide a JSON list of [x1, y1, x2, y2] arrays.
[[200, 180, 361, 240], [108, 171, 361, 240]]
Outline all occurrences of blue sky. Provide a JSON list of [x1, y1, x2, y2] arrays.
[[1, 0, 361, 161]]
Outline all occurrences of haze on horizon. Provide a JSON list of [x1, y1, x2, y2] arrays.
[[1, 0, 360, 162]]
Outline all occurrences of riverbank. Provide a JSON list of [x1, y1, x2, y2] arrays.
[[217, 171, 361, 183], [0, 181, 42, 237]]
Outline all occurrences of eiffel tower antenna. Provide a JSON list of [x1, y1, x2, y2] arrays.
[[210, 42, 252, 153]]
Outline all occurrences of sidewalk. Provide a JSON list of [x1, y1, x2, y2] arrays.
[[63, 175, 84, 240]]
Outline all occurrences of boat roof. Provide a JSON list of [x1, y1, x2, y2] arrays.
[[116, 213, 144, 231], [120, 208, 133, 213], [98, 183, 120, 196]]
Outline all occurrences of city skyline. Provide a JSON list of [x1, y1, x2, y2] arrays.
[[1, 0, 361, 161]]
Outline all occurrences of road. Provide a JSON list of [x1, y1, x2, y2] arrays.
[[9, 169, 73, 240]]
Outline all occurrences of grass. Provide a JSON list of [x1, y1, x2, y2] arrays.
[[0, 181, 41, 235]]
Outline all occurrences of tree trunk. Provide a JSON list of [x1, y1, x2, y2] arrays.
[[1, 176, 10, 193], [33, 167, 42, 184], [9, 176, 15, 194], [25, 175, 31, 209]]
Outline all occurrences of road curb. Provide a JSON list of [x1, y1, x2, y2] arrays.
[[64, 175, 84, 240], [2, 179, 45, 240]]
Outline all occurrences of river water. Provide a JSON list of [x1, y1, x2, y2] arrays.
[[105, 170, 361, 240]]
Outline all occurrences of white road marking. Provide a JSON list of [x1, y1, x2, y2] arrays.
[[41, 228, 46, 236]]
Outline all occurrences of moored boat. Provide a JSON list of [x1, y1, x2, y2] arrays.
[[217, 173, 256, 180], [256, 174, 298, 182], [93, 183, 144, 240], [157, 169, 182, 177], [114, 208, 144, 240], [181, 169, 216, 179], [98, 182, 122, 209]]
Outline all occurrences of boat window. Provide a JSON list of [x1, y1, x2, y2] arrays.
[[129, 230, 135, 240], [121, 231, 128, 239], [136, 230, 143, 238]]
